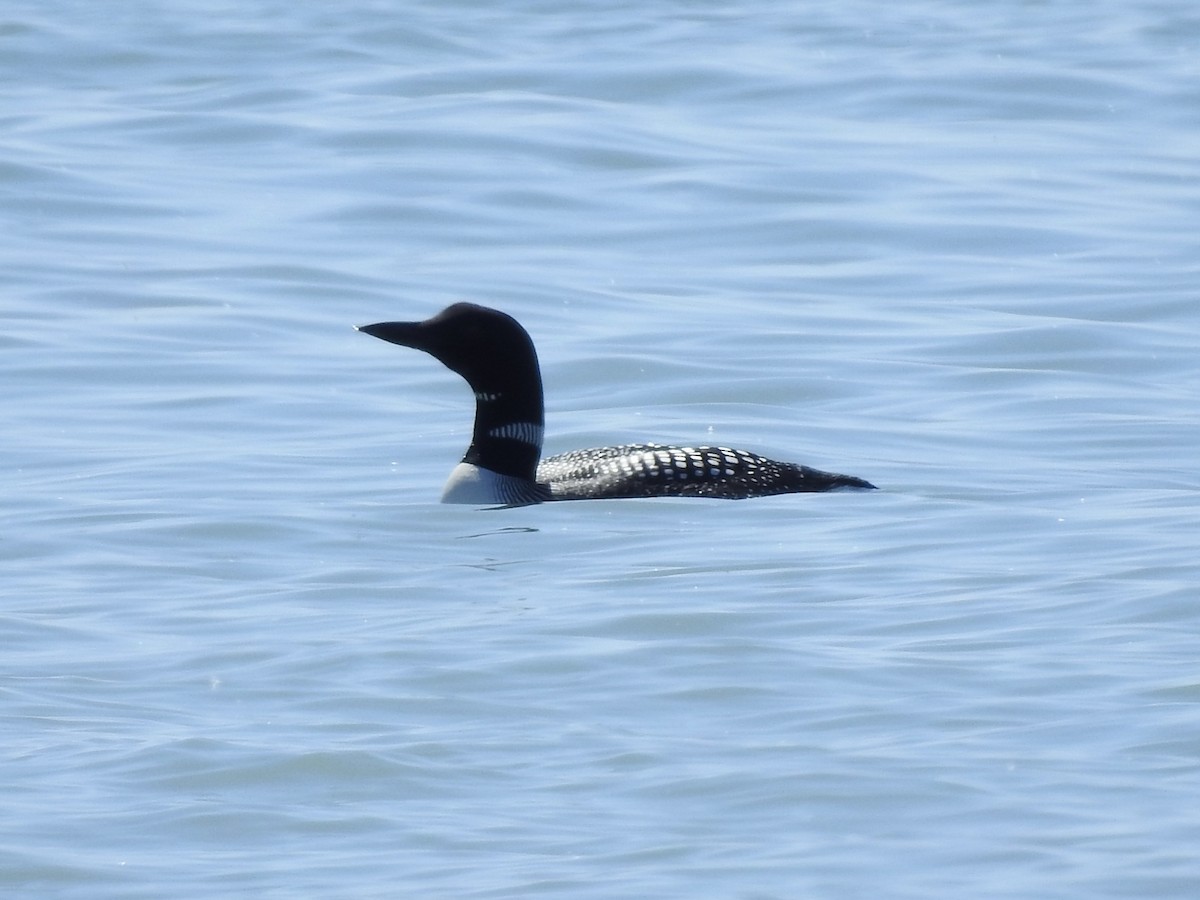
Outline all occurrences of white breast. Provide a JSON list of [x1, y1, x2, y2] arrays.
[[440, 463, 506, 504]]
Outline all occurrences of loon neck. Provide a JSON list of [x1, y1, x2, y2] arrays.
[[461, 387, 545, 482]]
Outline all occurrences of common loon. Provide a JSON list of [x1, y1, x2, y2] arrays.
[[358, 303, 876, 505]]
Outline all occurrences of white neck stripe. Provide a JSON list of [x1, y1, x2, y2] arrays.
[[487, 422, 544, 447]]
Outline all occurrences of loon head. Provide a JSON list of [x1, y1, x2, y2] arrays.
[[358, 303, 546, 498], [357, 302, 541, 403]]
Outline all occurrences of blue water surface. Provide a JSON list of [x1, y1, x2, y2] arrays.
[[4, 2, 1199, 897]]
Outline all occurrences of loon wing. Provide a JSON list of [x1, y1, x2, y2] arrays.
[[537, 443, 874, 500]]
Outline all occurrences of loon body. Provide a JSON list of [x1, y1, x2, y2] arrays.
[[358, 303, 875, 505]]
